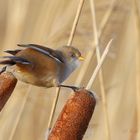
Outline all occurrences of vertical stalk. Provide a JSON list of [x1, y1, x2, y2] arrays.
[[89, 0, 111, 140]]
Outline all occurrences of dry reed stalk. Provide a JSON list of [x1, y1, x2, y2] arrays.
[[48, 89, 96, 140], [47, 88, 61, 131], [134, 0, 140, 139], [89, 0, 111, 140], [75, 0, 116, 86], [0, 72, 17, 111], [67, 0, 85, 46], [86, 39, 113, 89], [47, 0, 86, 133]]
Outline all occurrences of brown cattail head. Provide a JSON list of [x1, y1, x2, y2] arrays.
[[0, 72, 17, 111], [48, 89, 96, 140]]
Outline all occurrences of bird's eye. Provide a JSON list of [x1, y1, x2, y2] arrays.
[[71, 53, 75, 57]]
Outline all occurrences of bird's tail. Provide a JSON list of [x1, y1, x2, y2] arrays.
[[0, 49, 32, 74], [0, 59, 15, 65], [0, 55, 32, 66]]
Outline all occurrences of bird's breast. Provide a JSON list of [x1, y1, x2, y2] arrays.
[[58, 60, 80, 83]]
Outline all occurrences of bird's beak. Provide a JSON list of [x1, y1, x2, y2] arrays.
[[78, 56, 84, 61]]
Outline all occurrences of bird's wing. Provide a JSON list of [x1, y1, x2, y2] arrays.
[[17, 44, 64, 63]]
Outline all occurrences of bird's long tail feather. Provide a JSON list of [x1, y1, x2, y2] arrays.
[[1, 56, 32, 65], [4, 49, 21, 55]]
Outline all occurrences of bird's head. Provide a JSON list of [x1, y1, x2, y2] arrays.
[[57, 46, 84, 63]]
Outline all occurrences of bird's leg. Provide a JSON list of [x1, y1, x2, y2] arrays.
[[0, 66, 7, 74], [58, 84, 83, 92]]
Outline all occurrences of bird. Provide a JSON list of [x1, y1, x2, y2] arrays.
[[0, 44, 84, 89]]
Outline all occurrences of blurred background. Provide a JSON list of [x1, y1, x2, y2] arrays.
[[0, 0, 140, 140]]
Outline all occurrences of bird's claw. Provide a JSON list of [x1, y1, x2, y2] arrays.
[[0, 66, 7, 74], [59, 85, 85, 92]]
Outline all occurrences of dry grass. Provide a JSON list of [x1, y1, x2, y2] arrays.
[[0, 0, 139, 140]]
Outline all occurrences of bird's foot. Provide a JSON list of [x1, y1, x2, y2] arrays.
[[0, 66, 7, 74], [58, 84, 84, 92]]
